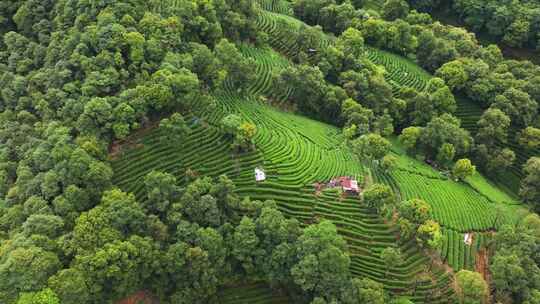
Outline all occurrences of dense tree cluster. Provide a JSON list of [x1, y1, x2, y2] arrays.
[[0, 171, 394, 303], [489, 214, 540, 303], [520, 157, 540, 213], [398, 114, 473, 167], [409, 0, 540, 50], [397, 198, 442, 251], [360, 183, 442, 252], [1, 0, 540, 302], [0, 0, 269, 302], [220, 114, 257, 151], [454, 270, 488, 304]]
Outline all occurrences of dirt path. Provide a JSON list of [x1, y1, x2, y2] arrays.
[[475, 248, 492, 303]]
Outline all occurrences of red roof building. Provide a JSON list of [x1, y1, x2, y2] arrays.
[[339, 177, 360, 193]]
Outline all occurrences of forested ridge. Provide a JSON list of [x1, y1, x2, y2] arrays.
[[0, 0, 539, 304], [407, 0, 540, 51]]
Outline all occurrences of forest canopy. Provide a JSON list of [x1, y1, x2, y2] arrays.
[[0, 0, 540, 304]]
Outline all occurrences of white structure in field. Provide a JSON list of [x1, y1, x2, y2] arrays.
[[464, 233, 473, 245], [255, 167, 266, 182]]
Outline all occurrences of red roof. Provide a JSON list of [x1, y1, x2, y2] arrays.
[[340, 177, 359, 192]]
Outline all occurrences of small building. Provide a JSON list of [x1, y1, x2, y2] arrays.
[[254, 167, 266, 182], [464, 233, 473, 246], [339, 177, 360, 194]]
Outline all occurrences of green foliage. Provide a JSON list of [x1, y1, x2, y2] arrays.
[[436, 143, 455, 168], [455, 270, 488, 304], [275, 64, 346, 122], [519, 127, 540, 151], [159, 113, 190, 146], [381, 247, 404, 275], [0, 246, 61, 302], [490, 221, 540, 303], [420, 114, 472, 160], [363, 183, 395, 213], [232, 217, 263, 275], [399, 127, 422, 155], [22, 214, 64, 238], [215, 39, 258, 92], [221, 114, 257, 150], [450, 0, 540, 49], [409, 78, 456, 125], [476, 108, 510, 147], [399, 198, 431, 224], [16, 288, 59, 304], [352, 133, 391, 163], [47, 269, 90, 304], [381, 154, 398, 172], [416, 219, 442, 250], [492, 88, 538, 127], [144, 171, 178, 214], [382, 0, 410, 21], [4, 1, 537, 303], [435, 60, 468, 91], [520, 157, 540, 212], [452, 159, 476, 181], [340, 278, 386, 304], [292, 220, 350, 300]]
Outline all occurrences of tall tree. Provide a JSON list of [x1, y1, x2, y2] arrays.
[[292, 220, 350, 300], [352, 133, 391, 164], [159, 113, 190, 146], [455, 270, 488, 304], [16, 288, 60, 304], [519, 127, 540, 151], [520, 157, 540, 211], [363, 183, 395, 214], [382, 0, 410, 21], [452, 158, 476, 181], [0, 246, 61, 302], [476, 108, 510, 147], [381, 247, 403, 277]]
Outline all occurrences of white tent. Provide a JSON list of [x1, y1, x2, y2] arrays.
[[255, 168, 266, 182]]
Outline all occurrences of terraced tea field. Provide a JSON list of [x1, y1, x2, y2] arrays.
[[254, 0, 537, 195], [365, 47, 431, 93], [112, 40, 524, 303], [439, 229, 492, 272], [117, 1, 528, 302], [112, 47, 460, 303], [219, 283, 290, 304]]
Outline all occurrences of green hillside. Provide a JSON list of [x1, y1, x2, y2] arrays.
[[112, 19, 523, 301], [2, 0, 539, 303]]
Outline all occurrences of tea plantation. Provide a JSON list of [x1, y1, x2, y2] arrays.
[[110, 4, 527, 301], [94, 0, 538, 302]]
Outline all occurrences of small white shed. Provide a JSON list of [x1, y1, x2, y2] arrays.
[[464, 233, 473, 245], [255, 167, 266, 182]]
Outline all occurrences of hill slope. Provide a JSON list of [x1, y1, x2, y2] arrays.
[[112, 30, 522, 304]]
